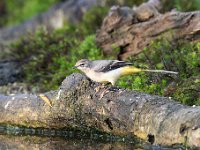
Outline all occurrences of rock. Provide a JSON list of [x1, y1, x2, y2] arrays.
[[0, 61, 21, 86]]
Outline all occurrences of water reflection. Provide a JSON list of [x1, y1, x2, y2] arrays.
[[0, 125, 184, 150], [0, 134, 146, 150], [0, 134, 185, 150]]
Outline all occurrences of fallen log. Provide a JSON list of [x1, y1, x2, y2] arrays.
[[0, 73, 199, 148], [96, 0, 200, 60]]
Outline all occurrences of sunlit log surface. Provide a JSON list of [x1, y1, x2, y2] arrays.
[[96, 0, 200, 60], [0, 73, 199, 148]]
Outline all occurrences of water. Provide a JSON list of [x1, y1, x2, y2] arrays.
[[0, 126, 184, 150], [0, 135, 145, 150], [0, 134, 185, 150]]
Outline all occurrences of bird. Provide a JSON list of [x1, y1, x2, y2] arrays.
[[74, 59, 178, 86]]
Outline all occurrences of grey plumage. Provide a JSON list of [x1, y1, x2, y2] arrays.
[[90, 60, 132, 72], [74, 59, 178, 85]]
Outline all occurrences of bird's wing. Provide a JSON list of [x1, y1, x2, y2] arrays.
[[91, 60, 132, 72]]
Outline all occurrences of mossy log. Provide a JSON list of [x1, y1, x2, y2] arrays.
[[0, 73, 200, 148], [96, 0, 200, 60]]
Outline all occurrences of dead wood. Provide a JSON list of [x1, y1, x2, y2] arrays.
[[0, 73, 200, 148], [96, 0, 200, 60]]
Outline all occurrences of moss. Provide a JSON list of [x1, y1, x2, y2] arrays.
[[161, 0, 200, 12], [173, 75, 200, 106], [0, 0, 60, 27]]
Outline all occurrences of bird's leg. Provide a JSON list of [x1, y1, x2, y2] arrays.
[[95, 83, 108, 100], [99, 88, 110, 100], [95, 83, 106, 93], [99, 83, 114, 100]]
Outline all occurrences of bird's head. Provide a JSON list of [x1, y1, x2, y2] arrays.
[[74, 59, 91, 72]]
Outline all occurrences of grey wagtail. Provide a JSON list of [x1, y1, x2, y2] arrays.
[[74, 59, 178, 86]]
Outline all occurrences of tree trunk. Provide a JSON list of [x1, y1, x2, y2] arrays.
[[0, 73, 199, 148], [96, 0, 200, 60]]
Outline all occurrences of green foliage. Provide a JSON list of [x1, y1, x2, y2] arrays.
[[10, 27, 74, 91], [7, 5, 111, 92], [10, 26, 104, 92], [0, 0, 59, 26], [1, 0, 200, 27], [118, 38, 200, 105], [173, 76, 200, 105], [81, 6, 109, 34], [161, 0, 200, 12], [174, 0, 200, 11]]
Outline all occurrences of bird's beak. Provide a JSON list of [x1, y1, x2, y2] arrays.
[[73, 66, 77, 69]]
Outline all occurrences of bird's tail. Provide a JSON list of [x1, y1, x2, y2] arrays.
[[121, 66, 143, 76], [121, 66, 178, 76], [143, 69, 178, 74]]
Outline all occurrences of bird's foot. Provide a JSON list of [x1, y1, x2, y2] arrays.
[[95, 84, 109, 99], [99, 88, 110, 100], [95, 84, 105, 93], [95, 83, 117, 100]]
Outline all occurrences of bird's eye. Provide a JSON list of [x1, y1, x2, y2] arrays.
[[80, 64, 85, 67]]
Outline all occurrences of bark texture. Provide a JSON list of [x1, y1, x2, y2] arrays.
[[0, 73, 200, 148], [96, 0, 200, 60]]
